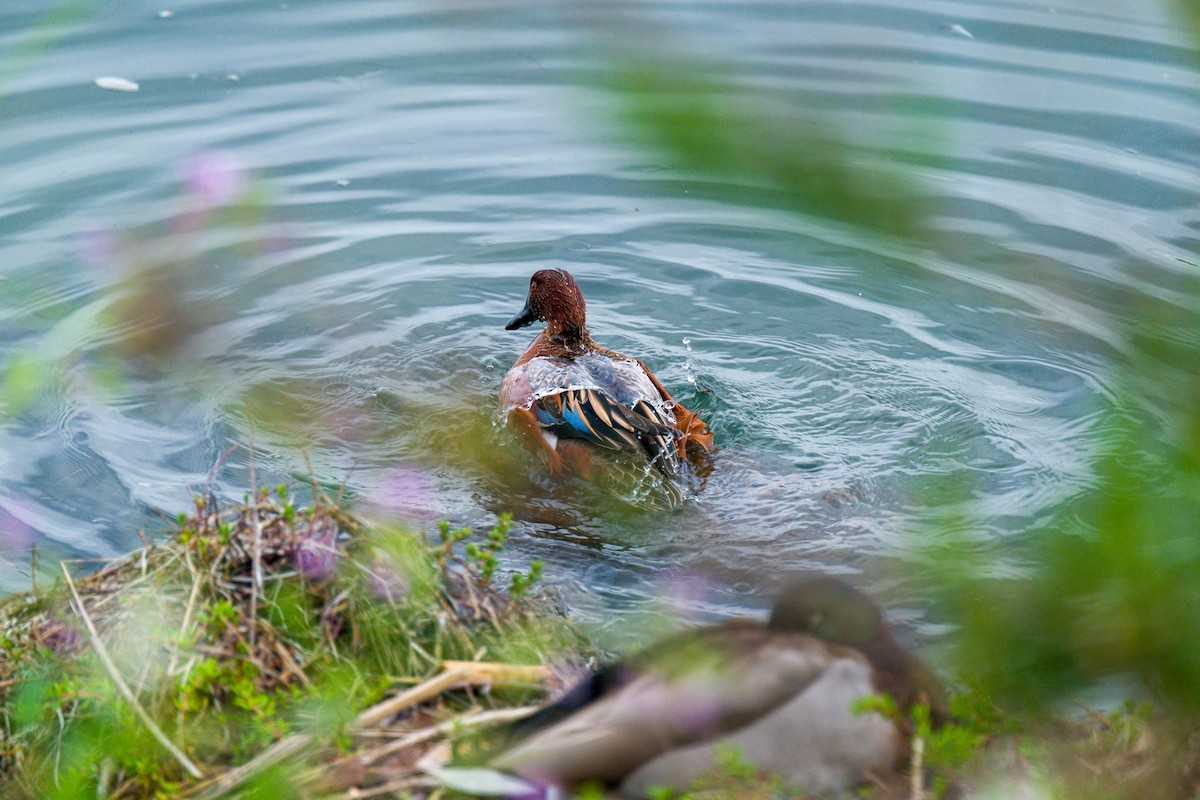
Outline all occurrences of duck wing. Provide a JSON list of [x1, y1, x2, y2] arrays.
[[492, 626, 836, 788], [533, 389, 680, 472]]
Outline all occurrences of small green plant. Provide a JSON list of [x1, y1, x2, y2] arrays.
[[851, 692, 995, 799], [851, 691, 900, 720], [0, 475, 586, 800], [509, 560, 544, 603], [204, 599, 238, 633], [433, 514, 545, 608], [646, 745, 787, 800]]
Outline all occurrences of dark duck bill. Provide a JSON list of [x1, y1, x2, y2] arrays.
[[498, 268, 715, 500]]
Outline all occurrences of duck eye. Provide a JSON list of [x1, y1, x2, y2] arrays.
[[530, 280, 538, 291]]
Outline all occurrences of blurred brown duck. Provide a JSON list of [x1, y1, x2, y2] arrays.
[[500, 269, 713, 490], [489, 576, 946, 797]]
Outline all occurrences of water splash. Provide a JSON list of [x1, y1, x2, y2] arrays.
[[682, 337, 697, 386]]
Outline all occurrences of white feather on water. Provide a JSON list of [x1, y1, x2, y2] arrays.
[[94, 77, 139, 92]]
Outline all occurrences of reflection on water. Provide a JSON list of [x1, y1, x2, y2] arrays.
[[1, 0, 1198, 639]]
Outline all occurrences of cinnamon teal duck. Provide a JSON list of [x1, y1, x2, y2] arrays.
[[487, 576, 946, 798], [500, 269, 713, 497]]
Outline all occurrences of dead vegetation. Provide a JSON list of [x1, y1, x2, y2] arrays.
[[0, 482, 583, 799], [2, 483, 1199, 799]]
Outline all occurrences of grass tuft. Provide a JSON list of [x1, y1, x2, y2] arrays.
[[0, 485, 583, 799]]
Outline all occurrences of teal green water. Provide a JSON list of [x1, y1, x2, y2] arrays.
[[2, 0, 1198, 638]]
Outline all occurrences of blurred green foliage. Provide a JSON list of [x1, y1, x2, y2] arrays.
[[1175, 0, 1200, 56], [602, 0, 1200, 719], [1, 0, 1199, 795], [644, 745, 787, 800], [0, 0, 96, 103], [926, 392, 1200, 715], [599, 3, 1200, 792], [608, 58, 930, 242], [0, 353, 40, 418]]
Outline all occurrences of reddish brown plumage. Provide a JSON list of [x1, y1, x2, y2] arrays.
[[502, 268, 714, 484], [527, 269, 587, 340]]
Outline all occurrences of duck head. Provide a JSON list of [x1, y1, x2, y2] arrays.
[[769, 574, 947, 720], [506, 268, 587, 337], [768, 575, 885, 649]]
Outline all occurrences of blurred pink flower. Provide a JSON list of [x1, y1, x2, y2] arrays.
[[660, 571, 716, 623], [362, 466, 439, 522], [78, 229, 119, 270], [42, 615, 82, 654], [294, 531, 338, 582], [0, 502, 36, 554], [368, 558, 410, 603], [182, 149, 248, 206]]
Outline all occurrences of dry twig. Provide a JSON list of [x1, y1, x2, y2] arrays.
[[61, 564, 205, 780], [438, 660, 551, 685], [193, 665, 482, 799], [359, 705, 539, 766], [910, 730, 925, 800], [355, 667, 473, 729], [190, 732, 315, 800]]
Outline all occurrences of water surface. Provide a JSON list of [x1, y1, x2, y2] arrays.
[[2, 0, 1198, 642]]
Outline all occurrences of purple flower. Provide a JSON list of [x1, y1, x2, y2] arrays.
[[0, 502, 36, 554], [294, 532, 338, 582], [78, 229, 119, 271], [361, 467, 439, 523], [660, 571, 716, 623], [41, 616, 82, 654], [181, 149, 248, 206], [368, 559, 411, 603]]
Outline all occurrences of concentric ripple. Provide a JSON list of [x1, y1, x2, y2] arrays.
[[1, 0, 1197, 639]]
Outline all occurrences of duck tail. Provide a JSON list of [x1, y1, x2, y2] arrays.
[[635, 359, 715, 470], [673, 402, 715, 462]]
